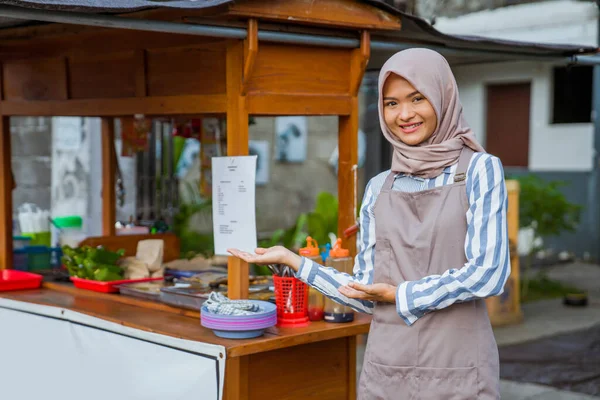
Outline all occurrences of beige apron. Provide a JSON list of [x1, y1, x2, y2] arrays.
[[358, 148, 500, 400]]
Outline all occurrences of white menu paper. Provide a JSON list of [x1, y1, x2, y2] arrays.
[[212, 156, 258, 256]]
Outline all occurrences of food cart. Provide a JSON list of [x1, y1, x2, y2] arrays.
[[0, 1, 394, 399], [0, 1, 596, 399]]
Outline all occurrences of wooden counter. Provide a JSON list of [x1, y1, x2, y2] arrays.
[[0, 287, 371, 399]]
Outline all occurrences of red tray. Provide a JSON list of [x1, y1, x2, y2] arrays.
[[70, 276, 163, 293], [0, 270, 43, 292]]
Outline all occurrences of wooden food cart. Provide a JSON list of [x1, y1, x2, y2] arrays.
[[0, 1, 404, 399]]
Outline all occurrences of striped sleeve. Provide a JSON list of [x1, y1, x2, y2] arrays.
[[395, 154, 511, 326], [294, 180, 377, 314]]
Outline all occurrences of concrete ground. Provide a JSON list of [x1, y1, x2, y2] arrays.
[[495, 262, 600, 347], [356, 262, 600, 399], [499, 381, 599, 400]]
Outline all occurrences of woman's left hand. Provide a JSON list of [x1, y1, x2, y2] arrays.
[[227, 246, 302, 272], [338, 282, 397, 303]]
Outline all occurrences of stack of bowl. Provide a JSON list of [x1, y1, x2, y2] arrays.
[[200, 300, 277, 339]]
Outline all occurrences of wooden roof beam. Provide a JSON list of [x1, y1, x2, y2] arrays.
[[241, 18, 258, 96], [225, 0, 401, 31]]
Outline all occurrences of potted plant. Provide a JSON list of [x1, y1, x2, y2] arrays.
[[513, 175, 584, 304]]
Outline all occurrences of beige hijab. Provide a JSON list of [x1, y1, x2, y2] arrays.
[[378, 48, 485, 178]]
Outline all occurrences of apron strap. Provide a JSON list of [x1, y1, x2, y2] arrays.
[[383, 171, 396, 191], [454, 147, 475, 183]]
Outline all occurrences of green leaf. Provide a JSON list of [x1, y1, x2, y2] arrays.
[[306, 213, 329, 247], [291, 213, 308, 248], [314, 192, 338, 232], [510, 174, 581, 239]]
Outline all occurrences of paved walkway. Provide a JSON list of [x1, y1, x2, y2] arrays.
[[500, 380, 599, 400], [495, 262, 600, 347], [494, 296, 600, 347], [356, 262, 600, 399], [496, 262, 600, 399]]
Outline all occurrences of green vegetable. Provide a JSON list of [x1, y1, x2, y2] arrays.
[[94, 268, 123, 282], [73, 255, 85, 265], [76, 265, 87, 279], [99, 263, 123, 275], [88, 247, 123, 265], [61, 245, 125, 282], [82, 259, 96, 276]]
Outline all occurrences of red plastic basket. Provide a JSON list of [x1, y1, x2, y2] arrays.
[[70, 276, 163, 293], [0, 270, 43, 291], [273, 275, 309, 327]]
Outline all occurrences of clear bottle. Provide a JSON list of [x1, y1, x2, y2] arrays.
[[299, 236, 325, 322], [324, 239, 354, 323]]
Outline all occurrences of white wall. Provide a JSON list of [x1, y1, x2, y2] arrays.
[[454, 61, 594, 171], [435, 0, 598, 47]]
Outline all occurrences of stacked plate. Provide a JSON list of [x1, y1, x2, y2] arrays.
[[201, 300, 277, 339]]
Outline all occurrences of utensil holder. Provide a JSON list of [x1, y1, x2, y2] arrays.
[[272, 275, 309, 327]]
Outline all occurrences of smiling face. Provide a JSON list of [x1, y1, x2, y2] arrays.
[[382, 74, 438, 146]]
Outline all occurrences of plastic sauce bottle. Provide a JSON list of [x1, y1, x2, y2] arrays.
[[299, 236, 325, 321], [324, 239, 355, 323]]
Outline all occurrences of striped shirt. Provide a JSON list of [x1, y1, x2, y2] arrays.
[[295, 152, 511, 326]]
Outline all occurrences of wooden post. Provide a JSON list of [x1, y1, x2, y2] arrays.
[[338, 98, 359, 256], [338, 32, 370, 255], [101, 117, 116, 236], [347, 335, 357, 400], [0, 116, 12, 270], [224, 357, 249, 400], [506, 180, 521, 314], [485, 179, 523, 326], [224, 39, 250, 400], [226, 41, 250, 300]]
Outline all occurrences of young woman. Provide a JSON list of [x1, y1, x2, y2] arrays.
[[229, 48, 509, 399]]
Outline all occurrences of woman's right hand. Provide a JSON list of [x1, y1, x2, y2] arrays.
[[227, 246, 302, 272]]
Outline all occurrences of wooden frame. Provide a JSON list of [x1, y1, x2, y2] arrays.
[[0, 115, 11, 272], [0, 14, 370, 265], [101, 117, 117, 236], [0, 1, 387, 398]]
